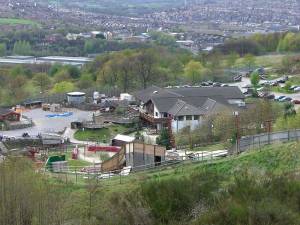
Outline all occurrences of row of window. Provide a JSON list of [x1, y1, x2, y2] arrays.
[[176, 115, 200, 121], [154, 112, 200, 121]]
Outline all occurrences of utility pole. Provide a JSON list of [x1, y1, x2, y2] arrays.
[[234, 111, 240, 154]]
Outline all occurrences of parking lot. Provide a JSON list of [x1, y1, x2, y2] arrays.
[[0, 108, 93, 137]]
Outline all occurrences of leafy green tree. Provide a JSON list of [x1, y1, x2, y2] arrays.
[[54, 69, 71, 83], [66, 65, 81, 79], [52, 81, 75, 93], [283, 102, 296, 119], [77, 73, 94, 89], [226, 52, 239, 68], [13, 40, 32, 55], [134, 49, 158, 89], [48, 64, 62, 77], [33, 73, 51, 93], [184, 60, 205, 84], [156, 128, 171, 150], [250, 71, 260, 88], [243, 54, 256, 70], [0, 43, 6, 56]]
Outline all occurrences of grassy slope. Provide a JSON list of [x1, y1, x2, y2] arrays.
[[74, 125, 130, 142], [61, 141, 300, 193], [45, 141, 300, 224]]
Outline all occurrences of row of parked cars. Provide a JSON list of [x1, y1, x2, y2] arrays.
[[260, 75, 289, 87], [257, 92, 300, 104]]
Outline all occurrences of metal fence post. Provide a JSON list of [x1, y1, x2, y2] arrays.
[[75, 169, 78, 184]]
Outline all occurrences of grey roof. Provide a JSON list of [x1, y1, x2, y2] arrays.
[[168, 100, 204, 116], [168, 86, 244, 99], [135, 86, 245, 116], [0, 108, 13, 116]]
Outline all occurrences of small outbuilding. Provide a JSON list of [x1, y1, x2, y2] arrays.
[[0, 108, 21, 122], [112, 134, 135, 147], [67, 92, 86, 105]]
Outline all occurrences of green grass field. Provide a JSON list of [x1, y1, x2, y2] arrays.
[[0, 18, 39, 26], [74, 124, 131, 142]]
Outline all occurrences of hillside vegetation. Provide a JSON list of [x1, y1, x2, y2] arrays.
[[2, 141, 300, 224]]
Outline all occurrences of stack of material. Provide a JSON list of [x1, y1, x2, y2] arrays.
[[52, 161, 68, 173]]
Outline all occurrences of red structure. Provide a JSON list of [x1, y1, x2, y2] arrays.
[[87, 145, 121, 153], [0, 108, 21, 122]]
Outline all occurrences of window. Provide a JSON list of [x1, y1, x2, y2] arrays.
[[178, 116, 184, 121], [163, 113, 168, 118], [194, 115, 200, 120], [186, 115, 192, 121], [155, 112, 158, 117]]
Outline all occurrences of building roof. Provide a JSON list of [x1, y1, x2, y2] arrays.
[[168, 100, 204, 116], [0, 108, 17, 116], [135, 86, 245, 116], [113, 134, 135, 143], [67, 92, 86, 96]]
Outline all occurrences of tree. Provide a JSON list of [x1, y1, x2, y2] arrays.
[[184, 60, 205, 84], [243, 54, 256, 70], [77, 73, 94, 89], [52, 81, 75, 93], [226, 52, 239, 68], [13, 40, 32, 55], [134, 49, 157, 89], [54, 69, 71, 83], [250, 71, 260, 88], [283, 102, 296, 119], [0, 43, 6, 56], [33, 73, 51, 93], [116, 53, 134, 92], [156, 129, 171, 150]]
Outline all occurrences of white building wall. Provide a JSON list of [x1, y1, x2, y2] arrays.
[[171, 116, 203, 133], [153, 104, 161, 118]]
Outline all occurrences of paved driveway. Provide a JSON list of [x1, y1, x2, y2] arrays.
[[0, 108, 93, 137]]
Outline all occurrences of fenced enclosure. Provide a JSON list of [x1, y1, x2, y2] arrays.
[[237, 129, 300, 153]]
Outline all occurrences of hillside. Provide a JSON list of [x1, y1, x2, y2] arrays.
[[2, 141, 300, 225], [63, 141, 300, 224]]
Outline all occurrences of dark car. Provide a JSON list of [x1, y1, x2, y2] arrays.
[[292, 99, 300, 104], [266, 94, 275, 100]]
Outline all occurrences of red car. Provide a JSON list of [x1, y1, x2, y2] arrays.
[[292, 99, 300, 104]]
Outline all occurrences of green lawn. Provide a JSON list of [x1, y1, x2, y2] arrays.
[[190, 143, 226, 152], [48, 151, 92, 169], [74, 125, 130, 142], [0, 18, 40, 26]]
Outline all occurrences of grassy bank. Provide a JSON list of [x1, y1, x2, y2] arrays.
[[74, 124, 131, 142]]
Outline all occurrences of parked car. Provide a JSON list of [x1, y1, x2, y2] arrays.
[[279, 97, 292, 102], [275, 95, 286, 101], [213, 82, 221, 87], [266, 94, 275, 100], [221, 84, 229, 87], [290, 85, 298, 90], [294, 87, 300, 92], [292, 99, 300, 104]]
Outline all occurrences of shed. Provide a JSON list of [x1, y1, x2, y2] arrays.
[[112, 134, 135, 147], [0, 108, 21, 122]]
